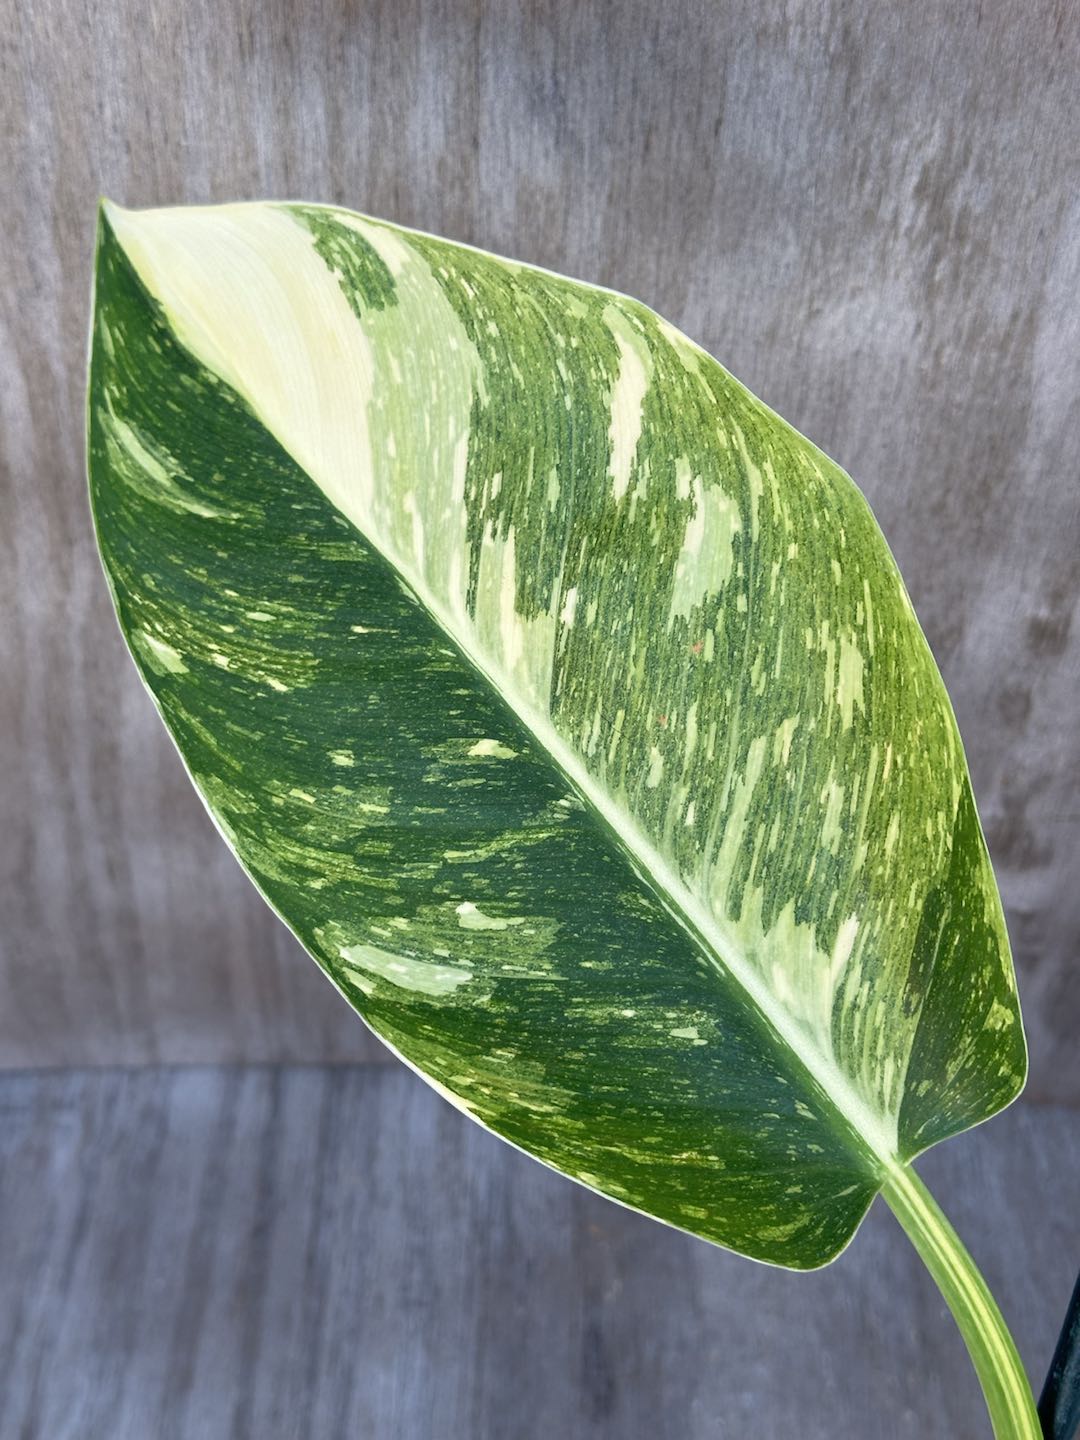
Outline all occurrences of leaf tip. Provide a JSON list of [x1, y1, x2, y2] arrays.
[[96, 197, 124, 245]]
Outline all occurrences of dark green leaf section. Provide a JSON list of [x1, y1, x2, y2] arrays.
[[292, 205, 397, 316], [89, 216, 882, 1267]]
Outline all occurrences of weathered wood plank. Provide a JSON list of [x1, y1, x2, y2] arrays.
[[2, 0, 1079, 1089], [0, 1068, 1074, 1439]]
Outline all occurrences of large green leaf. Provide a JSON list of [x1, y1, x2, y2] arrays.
[[88, 201, 1025, 1268]]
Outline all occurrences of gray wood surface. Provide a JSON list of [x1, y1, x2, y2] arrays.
[[2, 0, 1079, 1094], [0, 1066, 1076, 1440]]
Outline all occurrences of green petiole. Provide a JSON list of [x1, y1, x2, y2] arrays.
[[883, 1164, 1040, 1440]]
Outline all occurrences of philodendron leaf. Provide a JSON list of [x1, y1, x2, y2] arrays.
[[88, 202, 1025, 1268]]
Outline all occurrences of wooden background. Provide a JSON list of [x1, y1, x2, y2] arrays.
[[3, 3, 1080, 1436], [3, 0, 1079, 1095], [0, 1065, 1075, 1440]]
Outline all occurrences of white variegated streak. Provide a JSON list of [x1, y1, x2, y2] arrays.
[[106, 200, 958, 1172]]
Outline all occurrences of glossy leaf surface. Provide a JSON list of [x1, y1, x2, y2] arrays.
[[88, 202, 1026, 1267]]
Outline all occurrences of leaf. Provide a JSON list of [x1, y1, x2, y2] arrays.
[[87, 201, 1026, 1268]]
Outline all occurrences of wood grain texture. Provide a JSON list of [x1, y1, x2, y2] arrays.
[[2, 0, 1078, 1091], [0, 1066, 1075, 1440]]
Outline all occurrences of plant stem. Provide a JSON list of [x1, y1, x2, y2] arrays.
[[882, 1162, 1040, 1440]]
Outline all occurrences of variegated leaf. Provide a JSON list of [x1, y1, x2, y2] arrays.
[[88, 201, 1025, 1268]]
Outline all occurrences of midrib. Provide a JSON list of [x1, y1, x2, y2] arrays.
[[222, 387, 898, 1171], [117, 215, 899, 1177], [384, 565, 899, 1172]]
